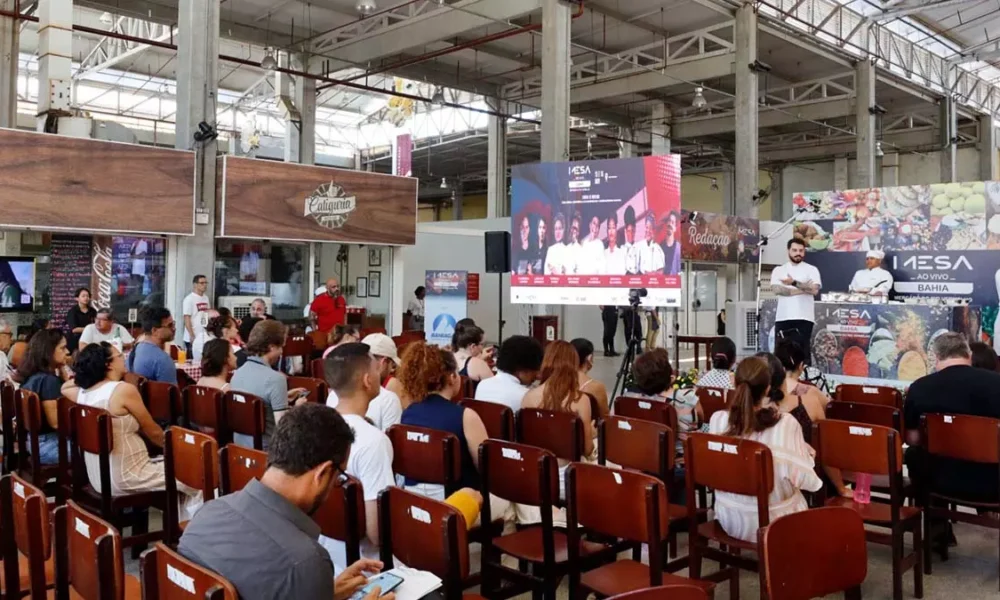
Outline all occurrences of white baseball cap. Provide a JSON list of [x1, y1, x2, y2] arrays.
[[363, 333, 400, 365], [866, 249, 885, 260]]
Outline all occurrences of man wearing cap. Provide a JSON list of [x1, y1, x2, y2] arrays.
[[324, 333, 402, 431], [849, 250, 894, 296]]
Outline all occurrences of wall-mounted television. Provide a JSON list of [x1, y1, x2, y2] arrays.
[[0, 257, 35, 312]]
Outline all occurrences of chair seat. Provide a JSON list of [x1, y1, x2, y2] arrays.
[[77, 485, 168, 511], [827, 497, 921, 523], [843, 472, 913, 494], [492, 527, 605, 564], [928, 491, 1000, 510], [697, 520, 758, 552], [580, 559, 714, 597], [0, 552, 55, 592], [47, 573, 142, 599]]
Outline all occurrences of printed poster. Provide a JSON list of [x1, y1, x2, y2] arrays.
[[424, 270, 468, 347]]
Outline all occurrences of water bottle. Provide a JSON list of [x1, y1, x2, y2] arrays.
[[853, 473, 872, 504]]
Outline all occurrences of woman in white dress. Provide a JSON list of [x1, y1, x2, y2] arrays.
[[543, 213, 568, 275], [707, 355, 822, 543], [61, 342, 200, 514]]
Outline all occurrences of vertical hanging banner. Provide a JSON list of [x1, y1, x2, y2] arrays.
[[467, 273, 480, 302], [393, 134, 412, 177], [424, 270, 468, 347]]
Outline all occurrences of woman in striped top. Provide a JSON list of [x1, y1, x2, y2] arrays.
[[708, 356, 822, 543]]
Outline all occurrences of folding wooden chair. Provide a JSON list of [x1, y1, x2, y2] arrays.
[[218, 444, 267, 495], [759, 506, 867, 600], [461, 399, 514, 441], [140, 542, 238, 600], [834, 384, 903, 409], [815, 419, 922, 600], [222, 391, 266, 450], [163, 427, 219, 546], [53, 500, 142, 599]]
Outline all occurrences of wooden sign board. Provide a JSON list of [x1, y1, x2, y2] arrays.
[[216, 156, 418, 245], [0, 128, 195, 235]]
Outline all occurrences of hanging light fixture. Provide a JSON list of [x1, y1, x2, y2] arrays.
[[440, 177, 448, 189], [586, 124, 598, 139], [356, 0, 378, 16], [710, 177, 719, 191], [431, 87, 445, 105], [99, 11, 113, 24], [260, 47, 278, 71], [692, 87, 707, 110], [875, 140, 884, 157]]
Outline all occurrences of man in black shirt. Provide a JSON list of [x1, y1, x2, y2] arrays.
[[904, 332, 1000, 546]]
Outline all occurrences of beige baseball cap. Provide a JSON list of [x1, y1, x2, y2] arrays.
[[363, 333, 400, 365]]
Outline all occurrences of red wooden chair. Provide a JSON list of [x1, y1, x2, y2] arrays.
[[606, 586, 710, 600], [14, 389, 60, 493], [311, 473, 366, 566], [814, 419, 922, 600], [175, 369, 196, 391], [919, 413, 1000, 588], [287, 376, 328, 404], [163, 427, 219, 546], [53, 500, 143, 599], [140, 542, 239, 599], [613, 396, 679, 434], [834, 383, 903, 409], [759, 506, 867, 600], [0, 473, 55, 598], [310, 357, 325, 379], [685, 432, 774, 600], [181, 386, 225, 440], [460, 399, 514, 441], [143, 381, 182, 426], [386, 424, 462, 496], [222, 391, 266, 450], [1, 379, 16, 474], [516, 408, 583, 503], [218, 444, 267, 495], [281, 335, 314, 374], [693, 387, 729, 425], [565, 462, 713, 599]]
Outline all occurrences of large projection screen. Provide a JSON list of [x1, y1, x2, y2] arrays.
[[510, 155, 683, 307]]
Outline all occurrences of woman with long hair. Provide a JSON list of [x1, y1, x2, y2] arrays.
[[16, 329, 71, 464], [322, 324, 360, 359], [571, 338, 609, 417], [196, 338, 236, 391], [708, 356, 822, 542], [696, 336, 737, 389]]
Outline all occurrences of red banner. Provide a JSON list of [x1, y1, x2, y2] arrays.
[[467, 273, 480, 301], [393, 134, 412, 177], [511, 274, 681, 287]]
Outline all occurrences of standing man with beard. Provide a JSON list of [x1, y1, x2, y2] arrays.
[[770, 238, 822, 362]]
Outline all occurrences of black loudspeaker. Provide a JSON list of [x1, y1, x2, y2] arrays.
[[485, 231, 511, 273]]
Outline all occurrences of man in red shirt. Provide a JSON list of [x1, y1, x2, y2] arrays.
[[310, 278, 347, 333]]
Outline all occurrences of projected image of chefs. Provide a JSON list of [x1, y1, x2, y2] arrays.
[[635, 212, 666, 274], [566, 213, 583, 274], [661, 210, 682, 275], [623, 207, 640, 274], [582, 214, 606, 274], [605, 213, 627, 275], [515, 215, 533, 275], [531, 215, 548, 274], [544, 212, 570, 275]]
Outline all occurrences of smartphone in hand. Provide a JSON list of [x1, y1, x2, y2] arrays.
[[349, 573, 404, 600]]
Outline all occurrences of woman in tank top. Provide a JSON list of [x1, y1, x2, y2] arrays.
[[571, 338, 609, 417], [452, 324, 494, 382]]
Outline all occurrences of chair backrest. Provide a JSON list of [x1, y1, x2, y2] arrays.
[[54, 500, 126, 600], [144, 381, 181, 425], [1, 473, 52, 598], [606, 586, 709, 600], [123, 372, 147, 396], [222, 391, 266, 450], [385, 424, 461, 491], [599, 415, 675, 480], [460, 399, 514, 441], [175, 368, 196, 391], [921, 413, 1000, 464], [378, 487, 469, 598], [826, 401, 902, 433], [282, 335, 314, 359], [759, 507, 868, 600], [694, 387, 729, 423], [480, 439, 559, 508], [70, 404, 115, 512], [1, 379, 16, 473], [311, 473, 366, 566], [461, 377, 477, 401], [287, 376, 328, 404], [310, 357, 325, 379], [164, 427, 219, 545], [219, 444, 267, 495], [685, 432, 774, 530], [566, 461, 669, 547], [181, 385, 224, 435], [516, 408, 583, 462], [814, 419, 901, 477], [140, 542, 239, 600], [14, 389, 46, 481], [613, 396, 678, 433], [834, 383, 902, 408], [57, 396, 77, 502]]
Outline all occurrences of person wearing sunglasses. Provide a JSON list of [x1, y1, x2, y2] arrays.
[[127, 306, 178, 385]]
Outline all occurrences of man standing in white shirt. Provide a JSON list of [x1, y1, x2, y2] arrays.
[[474, 335, 543, 412], [407, 286, 425, 331], [319, 342, 396, 572], [182, 274, 211, 355], [581, 215, 606, 275], [770, 238, 822, 363], [326, 333, 402, 431], [849, 250, 893, 296]]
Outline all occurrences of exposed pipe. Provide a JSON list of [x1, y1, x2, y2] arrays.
[[291, 0, 426, 48]]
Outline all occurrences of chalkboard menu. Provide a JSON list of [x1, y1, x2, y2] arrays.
[[50, 235, 93, 331]]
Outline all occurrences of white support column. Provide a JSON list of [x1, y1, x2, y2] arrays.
[[618, 128, 635, 159], [486, 98, 508, 218], [540, 0, 570, 163], [856, 59, 876, 189], [650, 103, 672, 155], [288, 53, 316, 165], [169, 0, 220, 318], [882, 152, 900, 188], [734, 3, 758, 218], [36, 0, 72, 131], [940, 93, 957, 183], [834, 156, 849, 190], [979, 115, 998, 181], [0, 0, 18, 129]]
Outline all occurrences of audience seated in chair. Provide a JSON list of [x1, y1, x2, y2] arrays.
[[708, 356, 822, 542], [473, 335, 543, 413], [178, 403, 394, 600], [572, 338, 610, 417], [61, 343, 201, 513], [128, 307, 178, 385], [452, 324, 494, 382], [321, 325, 360, 359], [15, 329, 71, 465], [326, 334, 402, 431], [625, 348, 704, 460], [695, 337, 737, 389], [196, 338, 236, 392]]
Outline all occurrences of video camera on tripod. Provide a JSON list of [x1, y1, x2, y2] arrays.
[[628, 287, 647, 305], [609, 288, 649, 404]]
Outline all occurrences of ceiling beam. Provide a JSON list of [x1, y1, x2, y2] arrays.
[[673, 96, 858, 138], [869, 0, 985, 21]]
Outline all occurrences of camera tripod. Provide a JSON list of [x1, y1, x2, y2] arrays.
[[609, 298, 643, 406]]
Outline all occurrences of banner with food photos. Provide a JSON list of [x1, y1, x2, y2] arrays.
[[792, 181, 1000, 306]]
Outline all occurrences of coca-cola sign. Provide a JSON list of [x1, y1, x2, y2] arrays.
[[680, 210, 760, 264], [90, 236, 114, 310]]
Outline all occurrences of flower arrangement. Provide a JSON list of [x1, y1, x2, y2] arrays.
[[673, 368, 701, 390]]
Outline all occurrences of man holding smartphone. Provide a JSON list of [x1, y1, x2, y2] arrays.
[[770, 238, 822, 362]]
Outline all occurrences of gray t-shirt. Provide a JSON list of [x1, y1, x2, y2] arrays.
[[178, 479, 334, 600], [229, 356, 288, 449]]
